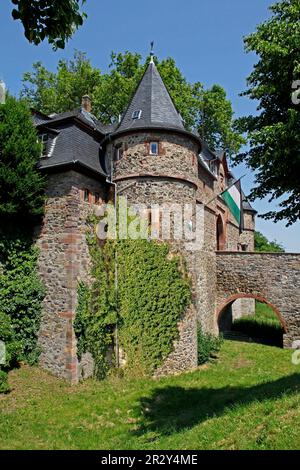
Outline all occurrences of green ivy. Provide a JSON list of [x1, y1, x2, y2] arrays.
[[0, 234, 45, 366], [117, 239, 191, 374], [74, 221, 117, 379], [75, 217, 192, 378]]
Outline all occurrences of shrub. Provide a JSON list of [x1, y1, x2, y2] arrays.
[[197, 325, 223, 365], [0, 312, 22, 369]]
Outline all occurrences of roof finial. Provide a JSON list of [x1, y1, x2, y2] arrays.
[[150, 41, 154, 64]]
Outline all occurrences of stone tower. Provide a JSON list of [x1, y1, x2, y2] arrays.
[[101, 58, 215, 374]]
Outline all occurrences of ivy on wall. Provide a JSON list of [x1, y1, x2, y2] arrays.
[[75, 217, 192, 378], [117, 239, 191, 374], [74, 219, 117, 379]]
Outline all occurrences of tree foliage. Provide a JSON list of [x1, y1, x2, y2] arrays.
[[0, 234, 45, 366], [254, 231, 285, 253], [235, 0, 300, 225], [10, 0, 86, 50], [21, 50, 245, 155], [0, 95, 45, 220]]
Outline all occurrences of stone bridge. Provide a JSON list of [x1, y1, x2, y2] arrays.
[[216, 252, 300, 347]]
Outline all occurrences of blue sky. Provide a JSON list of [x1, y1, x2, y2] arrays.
[[0, 0, 299, 251]]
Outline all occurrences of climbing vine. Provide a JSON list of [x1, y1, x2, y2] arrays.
[[74, 214, 192, 378]]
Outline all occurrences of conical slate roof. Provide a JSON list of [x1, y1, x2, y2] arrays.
[[117, 60, 185, 133]]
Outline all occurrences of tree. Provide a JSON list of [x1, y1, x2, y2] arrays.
[[0, 96, 45, 220], [235, 0, 300, 225], [21, 51, 245, 156], [10, 0, 86, 49], [254, 231, 285, 253]]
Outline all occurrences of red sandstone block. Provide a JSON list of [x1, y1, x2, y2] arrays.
[[62, 234, 81, 244], [58, 311, 74, 319]]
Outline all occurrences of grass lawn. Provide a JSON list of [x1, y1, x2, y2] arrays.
[[0, 341, 300, 450]]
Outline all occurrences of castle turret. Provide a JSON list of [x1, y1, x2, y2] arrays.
[[105, 58, 201, 213], [102, 58, 206, 374]]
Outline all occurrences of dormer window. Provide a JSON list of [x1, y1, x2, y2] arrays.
[[150, 142, 159, 155], [132, 110, 142, 120], [210, 161, 218, 176], [39, 133, 49, 157]]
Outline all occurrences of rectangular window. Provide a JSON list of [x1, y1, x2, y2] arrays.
[[115, 146, 124, 161], [150, 141, 159, 155], [94, 193, 101, 204], [83, 189, 89, 202]]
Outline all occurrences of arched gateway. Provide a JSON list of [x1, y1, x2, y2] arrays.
[[216, 252, 300, 348]]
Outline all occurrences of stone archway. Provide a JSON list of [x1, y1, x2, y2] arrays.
[[216, 252, 300, 348], [216, 293, 288, 334]]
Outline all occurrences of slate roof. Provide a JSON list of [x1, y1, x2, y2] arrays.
[[242, 195, 257, 213], [33, 109, 108, 178], [116, 60, 185, 133]]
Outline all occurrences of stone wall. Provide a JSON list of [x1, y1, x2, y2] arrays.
[[154, 305, 198, 377], [216, 252, 300, 347], [231, 298, 256, 321], [113, 131, 199, 185], [36, 170, 106, 383]]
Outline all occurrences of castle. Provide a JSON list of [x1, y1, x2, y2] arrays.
[[32, 57, 300, 383]]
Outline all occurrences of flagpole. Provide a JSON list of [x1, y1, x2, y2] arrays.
[[205, 174, 247, 206]]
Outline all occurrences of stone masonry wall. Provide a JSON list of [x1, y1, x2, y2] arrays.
[[36, 170, 106, 383], [216, 252, 300, 347], [113, 132, 199, 186]]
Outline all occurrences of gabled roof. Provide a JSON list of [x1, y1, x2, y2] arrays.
[[116, 60, 185, 133], [32, 109, 108, 178]]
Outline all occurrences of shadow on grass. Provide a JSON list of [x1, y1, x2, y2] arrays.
[[232, 318, 284, 347], [134, 374, 300, 437]]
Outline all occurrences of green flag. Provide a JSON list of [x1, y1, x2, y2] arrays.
[[221, 179, 244, 232]]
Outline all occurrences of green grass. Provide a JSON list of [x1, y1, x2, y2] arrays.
[[233, 302, 284, 346], [1, 341, 300, 450], [255, 302, 282, 325]]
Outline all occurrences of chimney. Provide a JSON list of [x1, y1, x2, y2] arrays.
[[81, 95, 92, 113]]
